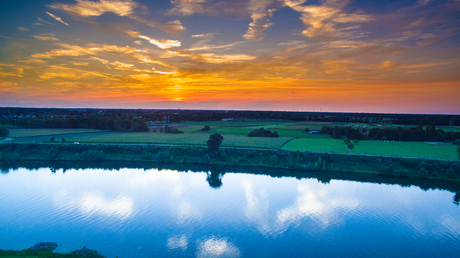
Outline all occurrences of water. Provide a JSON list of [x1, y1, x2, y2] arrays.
[[0, 164, 459, 257]]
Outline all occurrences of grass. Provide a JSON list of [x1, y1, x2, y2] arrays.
[[357, 141, 458, 160], [282, 138, 458, 160], [50, 120, 460, 160], [67, 131, 292, 149], [9, 128, 105, 138], [281, 138, 355, 153]]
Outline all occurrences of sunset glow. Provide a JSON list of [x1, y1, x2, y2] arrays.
[[1, 0, 459, 113]]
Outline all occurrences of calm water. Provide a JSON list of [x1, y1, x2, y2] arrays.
[[0, 165, 459, 258]]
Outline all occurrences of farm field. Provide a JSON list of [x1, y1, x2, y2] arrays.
[[47, 120, 459, 160], [8, 128, 106, 138], [283, 138, 458, 160], [67, 131, 293, 149]]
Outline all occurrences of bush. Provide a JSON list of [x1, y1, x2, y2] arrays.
[[13, 152, 20, 160], [164, 125, 183, 134], [248, 128, 279, 138], [142, 151, 152, 160], [81, 150, 105, 161], [200, 125, 211, 131], [71, 153, 81, 160], [269, 155, 279, 166], [47, 147, 59, 160], [50, 137, 55, 142], [0, 125, 9, 138]]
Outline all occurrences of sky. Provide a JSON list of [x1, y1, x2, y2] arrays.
[[0, 0, 459, 114]]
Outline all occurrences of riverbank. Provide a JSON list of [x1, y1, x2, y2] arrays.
[[0, 142, 459, 181], [0, 242, 106, 257]]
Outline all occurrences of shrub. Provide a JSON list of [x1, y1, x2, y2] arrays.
[[419, 168, 429, 178], [50, 137, 55, 142], [142, 151, 152, 160], [47, 147, 59, 160], [0, 125, 9, 138], [200, 125, 211, 131], [71, 153, 81, 161], [13, 152, 20, 160], [269, 155, 279, 166], [248, 128, 279, 138], [164, 125, 183, 134], [81, 150, 105, 161]]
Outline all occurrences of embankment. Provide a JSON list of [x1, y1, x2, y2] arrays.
[[0, 142, 459, 181]]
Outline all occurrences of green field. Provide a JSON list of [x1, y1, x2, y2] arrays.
[[67, 131, 293, 149], [9, 128, 106, 138], [44, 120, 460, 160], [282, 138, 458, 160]]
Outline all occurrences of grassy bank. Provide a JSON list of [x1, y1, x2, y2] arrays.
[[0, 142, 459, 182], [0, 243, 105, 258]]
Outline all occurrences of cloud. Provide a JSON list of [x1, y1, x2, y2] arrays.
[[49, 0, 186, 35], [17, 27, 29, 31], [37, 17, 54, 25], [243, 12, 273, 41], [283, 1, 373, 40], [165, 50, 256, 64], [168, 0, 207, 16], [49, 0, 137, 17], [128, 16, 186, 35], [46, 12, 70, 26], [33, 35, 59, 41], [187, 33, 245, 51], [31, 43, 139, 59], [128, 31, 181, 49]]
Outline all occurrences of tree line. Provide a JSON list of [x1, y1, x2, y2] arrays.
[[1, 115, 149, 132]]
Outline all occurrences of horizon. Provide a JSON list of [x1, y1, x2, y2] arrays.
[[1, 0, 459, 114], [2, 106, 459, 116]]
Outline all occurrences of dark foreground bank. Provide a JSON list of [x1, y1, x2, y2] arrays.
[[0, 143, 459, 181], [0, 242, 106, 258]]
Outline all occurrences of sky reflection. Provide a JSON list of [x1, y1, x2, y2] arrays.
[[0, 167, 459, 257]]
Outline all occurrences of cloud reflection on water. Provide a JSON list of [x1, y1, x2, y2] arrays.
[[242, 178, 360, 237], [196, 237, 241, 258], [78, 192, 133, 219], [167, 234, 188, 252]]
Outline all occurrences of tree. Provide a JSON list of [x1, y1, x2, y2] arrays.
[[207, 133, 223, 152], [0, 125, 9, 138], [457, 146, 460, 160], [200, 125, 211, 131]]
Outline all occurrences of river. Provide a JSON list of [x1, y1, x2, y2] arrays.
[[0, 163, 459, 257]]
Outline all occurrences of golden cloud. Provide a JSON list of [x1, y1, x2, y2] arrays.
[[46, 12, 69, 26], [50, 0, 186, 35], [128, 31, 181, 49], [33, 35, 60, 41], [50, 0, 137, 17]]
